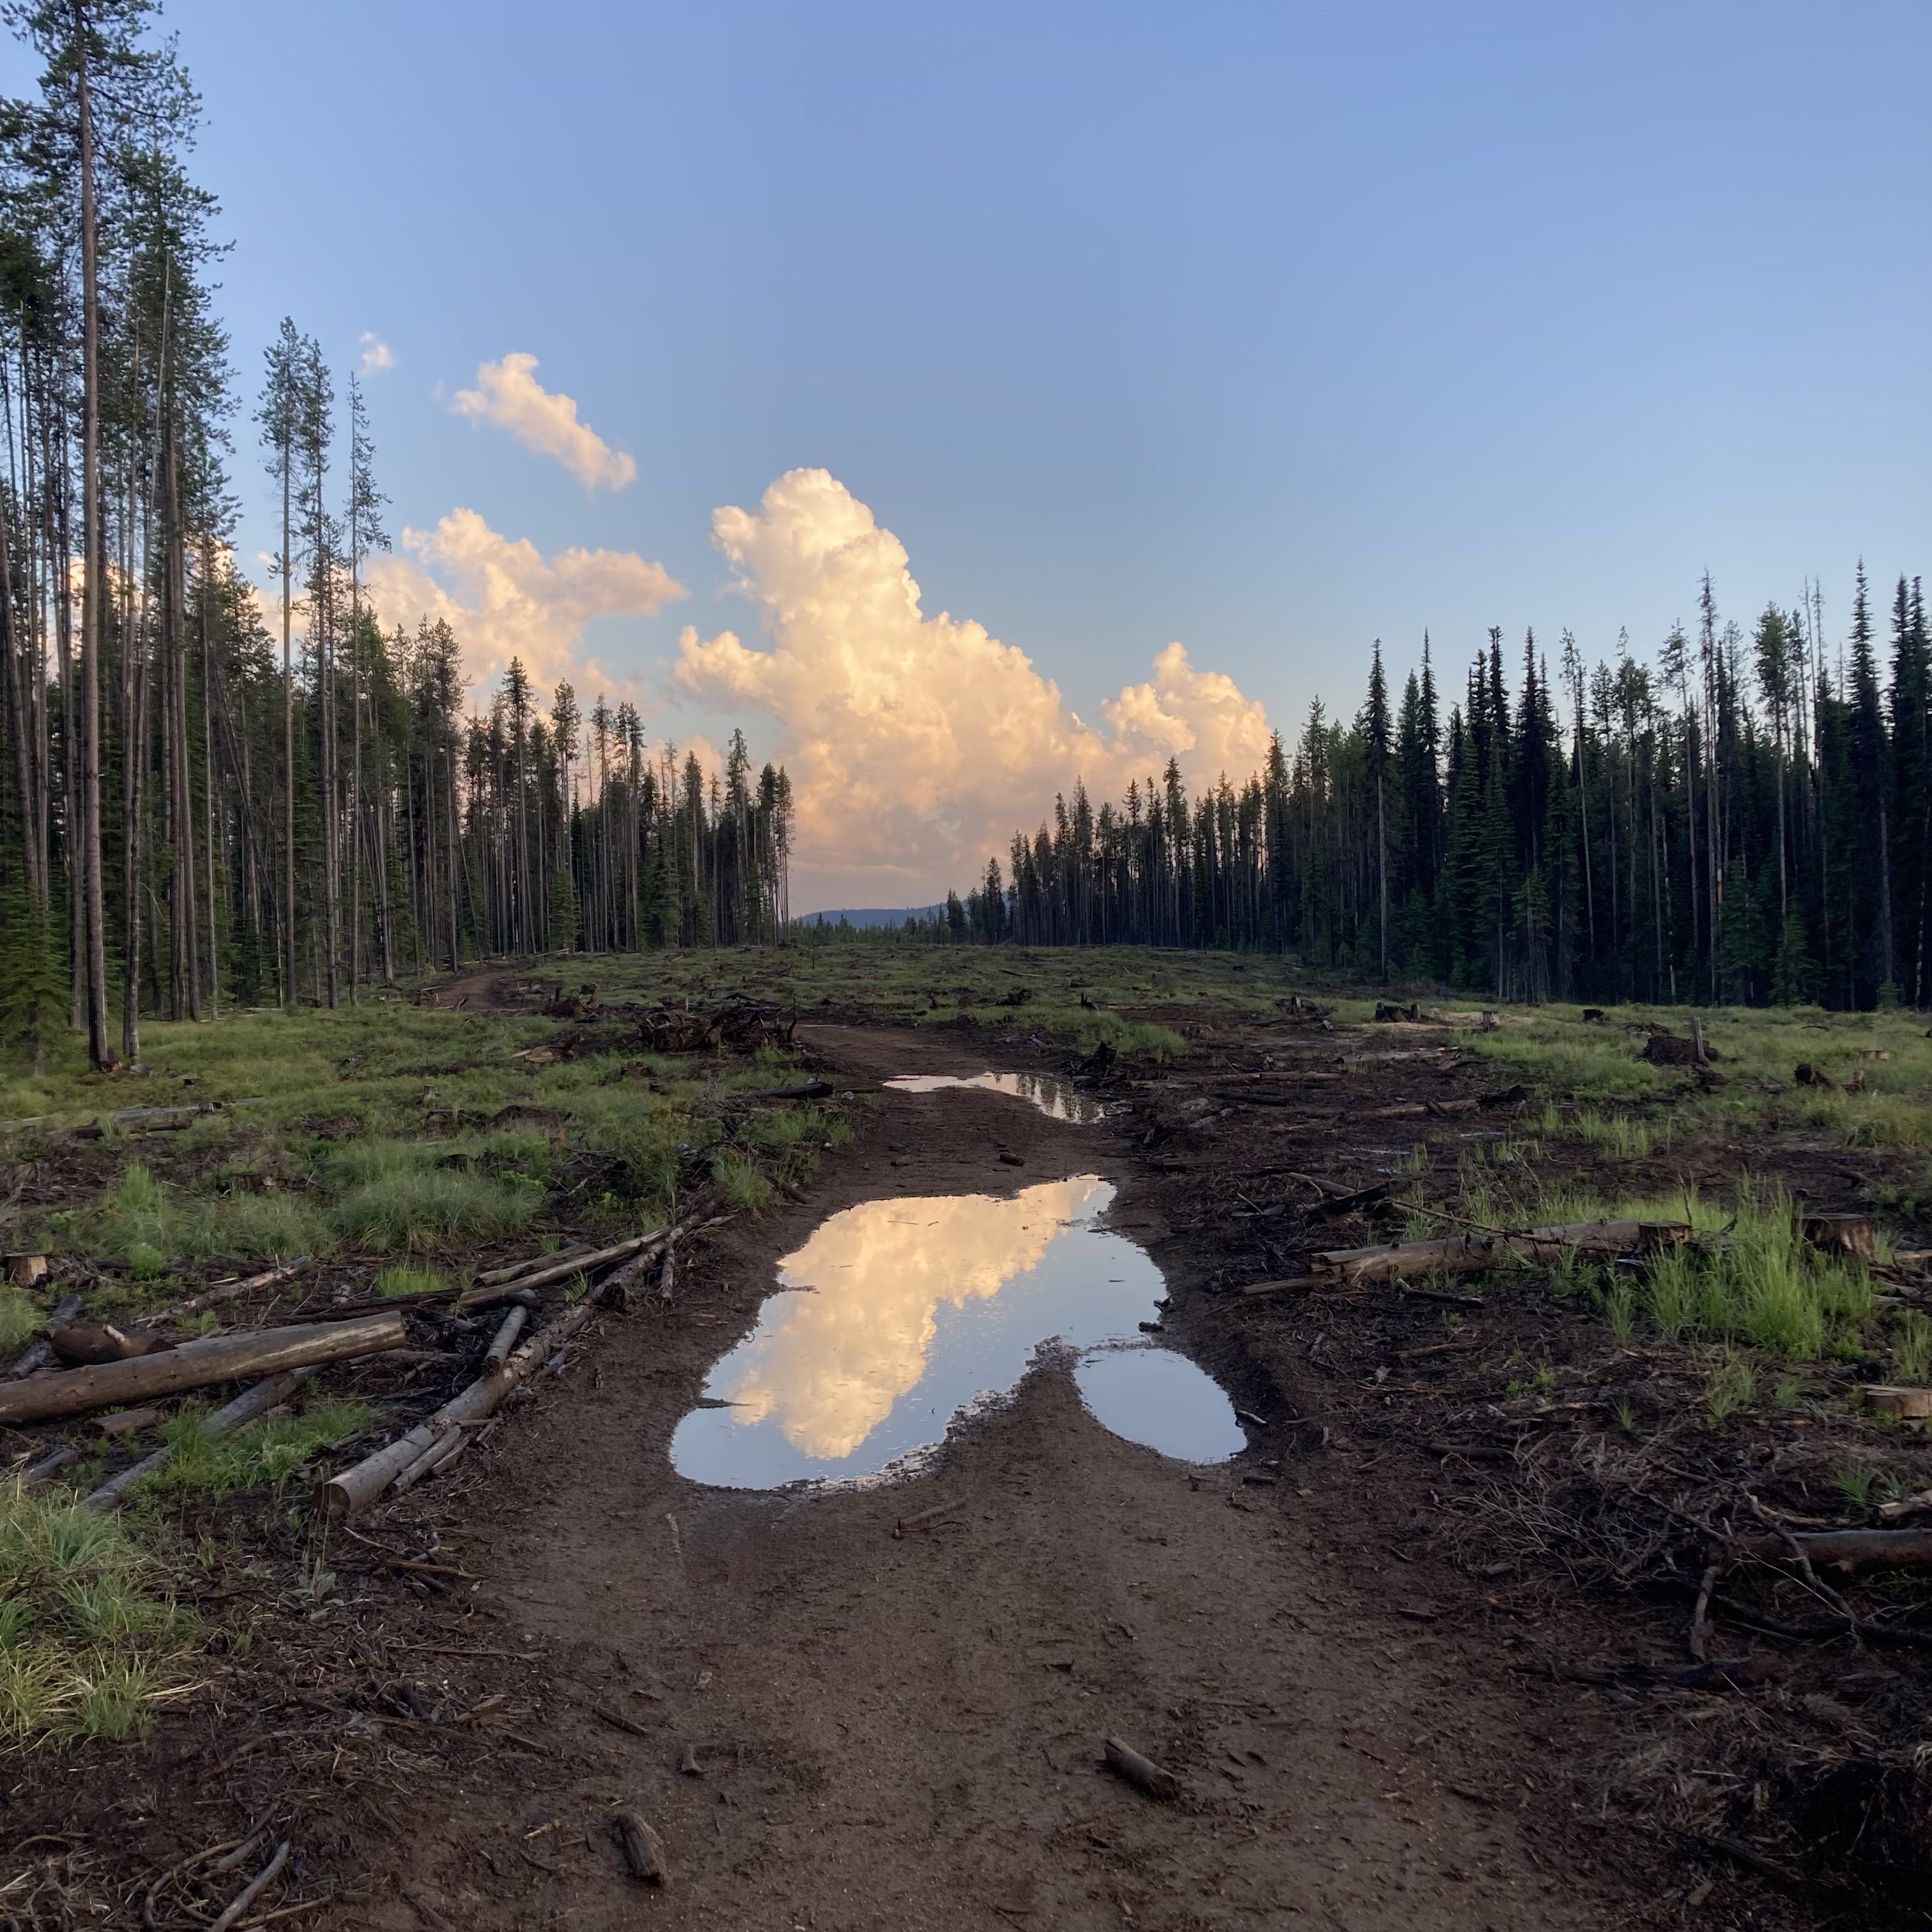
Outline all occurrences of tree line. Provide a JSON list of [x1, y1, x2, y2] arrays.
[[0, 2, 791, 1071], [949, 569, 1930, 1010]]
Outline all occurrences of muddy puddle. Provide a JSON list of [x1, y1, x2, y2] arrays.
[[882, 1071, 1107, 1124], [670, 1176, 1243, 1489]]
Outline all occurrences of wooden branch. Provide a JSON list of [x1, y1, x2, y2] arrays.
[[1310, 1218, 1690, 1285], [135, 1257, 309, 1329], [319, 1300, 596, 1519], [454, 1228, 670, 1308], [1103, 1737, 1179, 1799], [83, 1367, 319, 1512], [474, 1243, 597, 1288], [1735, 1527, 1932, 1576], [0, 1312, 406, 1427]]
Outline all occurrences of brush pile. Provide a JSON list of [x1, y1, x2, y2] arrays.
[[636, 998, 796, 1055]]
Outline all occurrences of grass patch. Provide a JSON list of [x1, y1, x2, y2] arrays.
[[0, 1480, 194, 1743], [0, 1283, 42, 1356], [376, 1263, 446, 1299], [710, 1149, 775, 1214], [133, 1395, 372, 1504], [326, 1140, 539, 1250]]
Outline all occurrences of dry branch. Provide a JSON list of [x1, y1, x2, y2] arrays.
[[1736, 1527, 1932, 1576], [135, 1257, 310, 1329], [0, 1312, 406, 1426], [1103, 1737, 1179, 1799], [1310, 1218, 1691, 1285], [319, 1300, 597, 1519]]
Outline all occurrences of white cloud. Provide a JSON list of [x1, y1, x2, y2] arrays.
[[452, 352, 637, 492], [358, 332, 394, 375], [366, 508, 686, 698], [674, 468, 1271, 899]]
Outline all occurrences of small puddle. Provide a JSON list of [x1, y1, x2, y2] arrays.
[[882, 1071, 1107, 1124], [670, 1176, 1241, 1489]]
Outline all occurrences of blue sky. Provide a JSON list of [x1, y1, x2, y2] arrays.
[[15, 1, 1929, 904]]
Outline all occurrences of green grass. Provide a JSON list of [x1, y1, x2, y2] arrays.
[[375, 1263, 446, 1299], [1574, 1110, 1658, 1160], [710, 1149, 775, 1214], [0, 1283, 42, 1356], [133, 1395, 372, 1503], [0, 1480, 194, 1743], [1891, 1309, 1932, 1384], [1703, 1352, 1756, 1427], [326, 1140, 540, 1250]]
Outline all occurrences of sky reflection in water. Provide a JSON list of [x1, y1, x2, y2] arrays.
[[882, 1071, 1108, 1123], [670, 1176, 1239, 1489]]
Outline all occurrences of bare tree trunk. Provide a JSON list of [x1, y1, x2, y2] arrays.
[[77, 30, 112, 1068]]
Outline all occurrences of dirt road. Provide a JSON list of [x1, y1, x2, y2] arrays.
[[349, 1022, 1637, 1931]]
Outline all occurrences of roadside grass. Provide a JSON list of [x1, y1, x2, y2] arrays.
[[711, 1149, 775, 1214], [0, 1480, 195, 1744]]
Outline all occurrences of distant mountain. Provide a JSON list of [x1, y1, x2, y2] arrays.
[[792, 905, 946, 929]]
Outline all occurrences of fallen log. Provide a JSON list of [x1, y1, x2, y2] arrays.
[[0, 1312, 405, 1427], [1239, 1277, 1317, 1298], [49, 1319, 174, 1365], [473, 1243, 597, 1288], [1103, 1736, 1179, 1800], [482, 1306, 528, 1374], [83, 1366, 319, 1512], [1736, 1528, 1932, 1576], [453, 1228, 669, 1308], [728, 1079, 833, 1103], [319, 1299, 597, 1519], [135, 1257, 309, 1329], [1878, 1485, 1932, 1524], [1310, 1218, 1692, 1285]]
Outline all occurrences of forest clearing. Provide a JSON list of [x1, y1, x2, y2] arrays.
[[0, 942, 1928, 1928]]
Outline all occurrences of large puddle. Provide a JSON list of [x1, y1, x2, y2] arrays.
[[670, 1176, 1243, 1489], [882, 1071, 1107, 1124]]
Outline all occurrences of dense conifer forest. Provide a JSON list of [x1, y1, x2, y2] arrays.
[[0, 3, 792, 1070], [954, 576, 1930, 1012]]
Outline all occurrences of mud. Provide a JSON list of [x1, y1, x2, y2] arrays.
[[341, 1023, 1636, 1931]]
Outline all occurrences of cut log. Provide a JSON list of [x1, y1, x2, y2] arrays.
[[98, 1406, 158, 1439], [8, 1293, 84, 1378], [1862, 1384, 1932, 1420], [0, 1312, 405, 1427], [135, 1257, 309, 1328], [1878, 1485, 1932, 1524], [49, 1319, 174, 1366], [1310, 1218, 1690, 1286], [1802, 1213, 1876, 1262], [20, 1445, 79, 1482], [1103, 1736, 1179, 1800], [1736, 1527, 1932, 1575], [482, 1306, 528, 1375], [83, 1367, 318, 1512], [319, 1300, 596, 1519], [1239, 1277, 1316, 1298], [610, 1809, 668, 1885], [4, 1254, 49, 1288]]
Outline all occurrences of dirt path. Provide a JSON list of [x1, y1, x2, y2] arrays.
[[360, 1024, 1633, 1930]]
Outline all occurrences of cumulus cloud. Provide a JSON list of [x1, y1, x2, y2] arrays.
[[367, 508, 686, 698], [452, 352, 637, 491], [358, 332, 394, 375], [673, 468, 1271, 898]]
